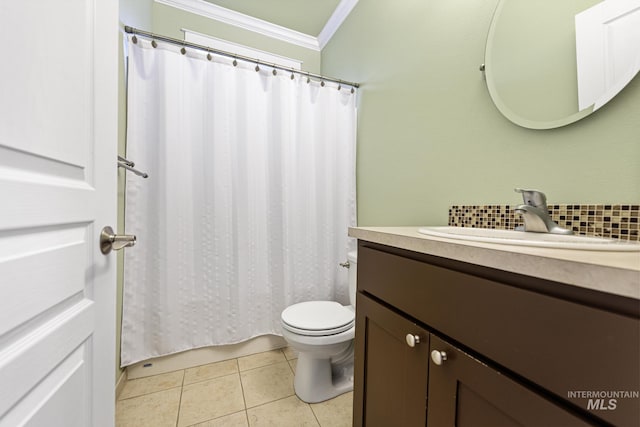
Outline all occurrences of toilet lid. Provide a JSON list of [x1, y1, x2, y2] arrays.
[[281, 301, 354, 336]]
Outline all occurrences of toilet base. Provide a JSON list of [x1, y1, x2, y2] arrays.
[[293, 344, 354, 403]]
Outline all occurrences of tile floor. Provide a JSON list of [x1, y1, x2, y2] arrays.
[[116, 348, 353, 427]]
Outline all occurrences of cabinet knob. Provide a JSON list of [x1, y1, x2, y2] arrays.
[[405, 334, 421, 347], [431, 350, 448, 365]]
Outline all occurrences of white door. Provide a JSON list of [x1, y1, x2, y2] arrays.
[[0, 0, 118, 426], [576, 0, 640, 110]]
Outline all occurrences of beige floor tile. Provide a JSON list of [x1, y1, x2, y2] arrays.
[[184, 359, 239, 385], [119, 370, 185, 400], [178, 373, 245, 427], [238, 350, 286, 371], [310, 391, 353, 427], [287, 358, 297, 374], [281, 347, 298, 361], [189, 410, 249, 427], [247, 396, 319, 427], [240, 362, 295, 408], [116, 387, 181, 427]]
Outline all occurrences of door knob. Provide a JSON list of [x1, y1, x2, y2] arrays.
[[100, 226, 136, 254], [431, 350, 448, 365], [405, 334, 421, 347]]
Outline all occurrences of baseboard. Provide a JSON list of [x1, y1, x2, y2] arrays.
[[126, 334, 288, 379]]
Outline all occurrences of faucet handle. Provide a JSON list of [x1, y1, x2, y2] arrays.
[[514, 188, 547, 209]]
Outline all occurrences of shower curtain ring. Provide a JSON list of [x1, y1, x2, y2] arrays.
[[206, 49, 212, 61], [337, 80, 342, 91], [132, 35, 138, 44], [306, 72, 311, 84], [290, 68, 295, 80], [232, 56, 238, 67], [180, 43, 187, 55], [272, 64, 277, 76], [255, 60, 260, 72]]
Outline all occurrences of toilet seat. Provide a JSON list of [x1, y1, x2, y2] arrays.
[[281, 301, 355, 337]]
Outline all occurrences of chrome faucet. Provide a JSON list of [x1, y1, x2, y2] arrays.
[[514, 188, 573, 235]]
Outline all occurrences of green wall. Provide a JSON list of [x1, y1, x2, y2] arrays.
[[321, 0, 640, 226]]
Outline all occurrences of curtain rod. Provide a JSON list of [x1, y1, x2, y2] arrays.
[[124, 26, 360, 89]]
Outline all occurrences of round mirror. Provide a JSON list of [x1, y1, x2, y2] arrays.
[[484, 0, 640, 129]]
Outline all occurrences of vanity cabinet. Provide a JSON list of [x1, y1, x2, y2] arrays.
[[353, 242, 640, 426], [426, 334, 588, 426], [354, 293, 430, 427]]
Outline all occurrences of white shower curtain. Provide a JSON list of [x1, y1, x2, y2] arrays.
[[121, 36, 357, 367]]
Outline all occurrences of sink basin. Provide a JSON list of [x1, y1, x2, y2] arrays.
[[417, 226, 640, 252]]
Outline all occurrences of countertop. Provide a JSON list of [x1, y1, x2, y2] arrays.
[[349, 226, 640, 300]]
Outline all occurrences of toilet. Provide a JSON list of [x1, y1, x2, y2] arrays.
[[280, 250, 358, 403]]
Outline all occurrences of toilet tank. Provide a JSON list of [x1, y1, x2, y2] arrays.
[[347, 250, 357, 306]]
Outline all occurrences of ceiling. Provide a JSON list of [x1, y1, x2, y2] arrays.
[[203, 0, 343, 35]]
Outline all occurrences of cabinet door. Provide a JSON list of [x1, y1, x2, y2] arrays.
[[427, 335, 592, 427], [354, 294, 430, 427]]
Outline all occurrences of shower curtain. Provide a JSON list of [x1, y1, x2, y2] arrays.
[[120, 36, 357, 367]]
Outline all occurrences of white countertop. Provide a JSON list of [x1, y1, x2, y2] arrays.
[[349, 226, 640, 300]]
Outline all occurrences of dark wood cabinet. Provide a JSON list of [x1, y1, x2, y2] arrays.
[[427, 334, 588, 427], [353, 242, 640, 427], [353, 293, 429, 427]]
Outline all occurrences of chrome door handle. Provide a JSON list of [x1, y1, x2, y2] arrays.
[[100, 226, 136, 254]]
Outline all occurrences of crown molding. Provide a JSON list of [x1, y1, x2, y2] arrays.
[[318, 0, 359, 50], [155, 0, 321, 51]]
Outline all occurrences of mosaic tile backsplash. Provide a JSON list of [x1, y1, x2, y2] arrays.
[[449, 205, 639, 242]]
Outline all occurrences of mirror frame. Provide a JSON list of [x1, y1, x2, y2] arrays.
[[484, 0, 595, 130]]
